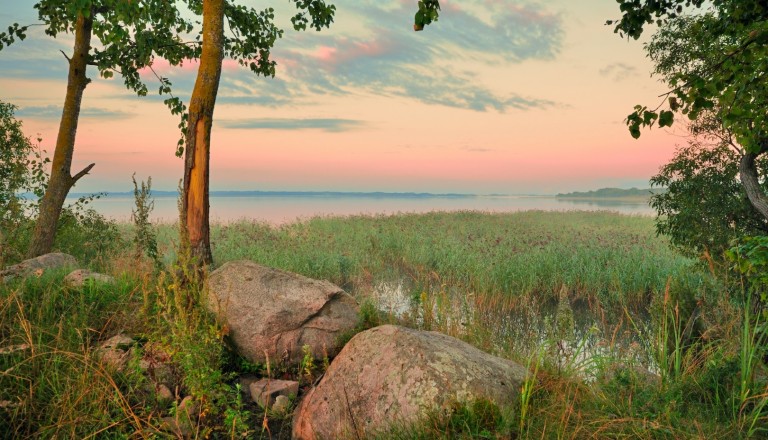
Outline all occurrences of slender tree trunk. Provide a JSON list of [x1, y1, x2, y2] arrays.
[[181, 0, 224, 267], [26, 13, 95, 258], [740, 150, 768, 221]]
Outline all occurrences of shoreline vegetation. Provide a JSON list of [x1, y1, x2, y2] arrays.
[[556, 187, 665, 198], [3, 209, 766, 438]]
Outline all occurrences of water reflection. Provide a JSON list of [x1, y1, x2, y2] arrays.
[[370, 277, 659, 380]]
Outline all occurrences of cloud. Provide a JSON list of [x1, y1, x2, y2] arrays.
[[218, 118, 366, 132], [16, 105, 134, 120], [599, 63, 637, 81], [212, 0, 564, 112], [461, 146, 493, 153], [1, 1, 564, 113]]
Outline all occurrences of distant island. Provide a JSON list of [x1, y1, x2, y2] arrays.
[[556, 187, 664, 198]]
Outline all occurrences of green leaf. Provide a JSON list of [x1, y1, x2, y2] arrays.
[[658, 110, 674, 127]]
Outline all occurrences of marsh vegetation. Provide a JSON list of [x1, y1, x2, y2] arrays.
[[1, 210, 766, 438]]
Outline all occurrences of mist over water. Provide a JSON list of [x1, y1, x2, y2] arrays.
[[79, 193, 655, 224]]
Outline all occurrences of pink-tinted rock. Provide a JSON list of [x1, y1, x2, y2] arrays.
[[1, 253, 77, 283], [64, 269, 115, 287], [206, 261, 358, 364], [249, 378, 299, 408], [95, 334, 135, 373], [293, 325, 528, 440]]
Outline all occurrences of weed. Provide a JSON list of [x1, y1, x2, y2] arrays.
[[131, 174, 161, 271], [299, 344, 316, 385]]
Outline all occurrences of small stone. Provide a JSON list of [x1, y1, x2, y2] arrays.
[[156, 384, 174, 405], [271, 395, 292, 414], [249, 379, 299, 408], [64, 269, 115, 288], [95, 334, 135, 373], [160, 396, 199, 439], [238, 374, 260, 400], [178, 396, 199, 419]]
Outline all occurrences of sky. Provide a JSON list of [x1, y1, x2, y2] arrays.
[[0, 0, 686, 195]]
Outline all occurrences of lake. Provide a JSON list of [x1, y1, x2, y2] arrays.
[[74, 193, 655, 224]]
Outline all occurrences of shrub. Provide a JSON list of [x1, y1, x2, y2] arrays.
[[0, 100, 48, 265]]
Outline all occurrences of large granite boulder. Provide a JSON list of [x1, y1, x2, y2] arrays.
[[206, 261, 359, 364], [1, 253, 77, 283], [293, 325, 529, 440]]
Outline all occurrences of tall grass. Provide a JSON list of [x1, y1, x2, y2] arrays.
[[209, 211, 689, 307], [0, 272, 145, 438], [2, 210, 766, 438]]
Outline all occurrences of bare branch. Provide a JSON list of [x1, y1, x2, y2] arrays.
[[71, 163, 96, 185], [59, 50, 71, 63]]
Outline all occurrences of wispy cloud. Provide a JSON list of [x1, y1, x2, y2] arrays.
[[219, 118, 366, 132], [216, 0, 564, 112], [599, 63, 637, 81], [1, 0, 564, 113], [16, 105, 133, 120], [460, 146, 493, 153]]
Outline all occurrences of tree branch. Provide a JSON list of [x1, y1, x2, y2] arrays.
[[71, 163, 96, 185], [59, 50, 71, 63]]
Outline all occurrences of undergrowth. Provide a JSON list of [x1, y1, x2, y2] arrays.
[[1, 211, 766, 438]]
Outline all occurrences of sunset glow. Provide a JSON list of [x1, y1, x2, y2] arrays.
[[1, 0, 678, 195]]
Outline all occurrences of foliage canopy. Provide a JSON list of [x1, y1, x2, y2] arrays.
[[650, 140, 768, 258]]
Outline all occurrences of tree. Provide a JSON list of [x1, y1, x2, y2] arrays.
[[1, 1, 199, 258], [178, 0, 335, 266], [650, 139, 768, 259], [179, 0, 440, 267], [3, 1, 441, 265], [612, 1, 768, 222]]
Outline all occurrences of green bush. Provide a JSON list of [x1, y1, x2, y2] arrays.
[[0, 100, 48, 265]]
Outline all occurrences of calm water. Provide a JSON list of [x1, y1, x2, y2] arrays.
[[77, 194, 654, 224]]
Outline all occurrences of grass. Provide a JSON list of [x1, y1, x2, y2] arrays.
[[210, 211, 689, 306], [1, 210, 767, 438]]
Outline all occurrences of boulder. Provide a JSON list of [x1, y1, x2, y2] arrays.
[[206, 261, 359, 364], [1, 252, 77, 283], [293, 325, 529, 440], [64, 269, 115, 288]]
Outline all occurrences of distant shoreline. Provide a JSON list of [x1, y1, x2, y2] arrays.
[[555, 187, 663, 199], [554, 195, 652, 202], [64, 190, 541, 199]]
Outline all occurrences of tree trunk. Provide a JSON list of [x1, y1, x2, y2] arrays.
[[27, 13, 95, 258], [739, 151, 768, 221], [181, 0, 225, 268]]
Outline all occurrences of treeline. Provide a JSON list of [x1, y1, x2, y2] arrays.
[[556, 187, 665, 198]]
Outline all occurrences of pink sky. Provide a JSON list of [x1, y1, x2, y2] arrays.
[[0, 0, 680, 195]]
